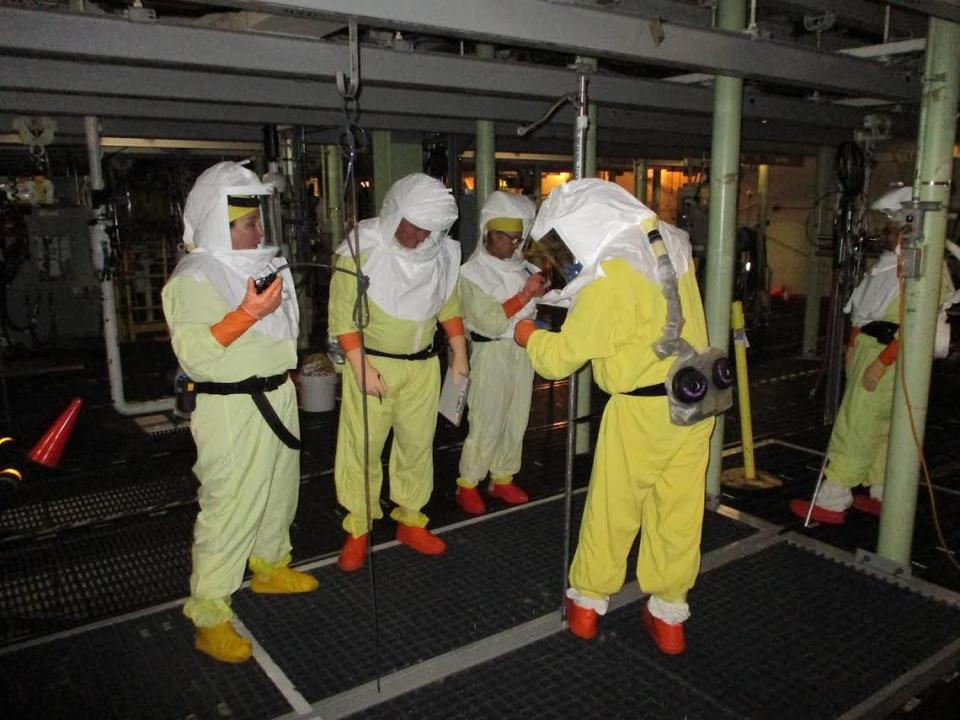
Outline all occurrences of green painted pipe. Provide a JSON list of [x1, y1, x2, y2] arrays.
[[323, 144, 344, 254], [877, 17, 960, 566], [703, 0, 746, 500], [475, 43, 496, 227], [802, 146, 834, 357]]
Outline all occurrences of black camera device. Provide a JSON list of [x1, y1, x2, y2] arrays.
[[254, 272, 277, 294]]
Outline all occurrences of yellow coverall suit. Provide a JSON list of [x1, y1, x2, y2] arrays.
[[162, 275, 300, 627], [458, 277, 535, 486], [525, 258, 714, 605], [826, 298, 899, 490], [329, 251, 463, 537]]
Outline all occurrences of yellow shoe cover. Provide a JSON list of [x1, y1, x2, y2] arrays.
[[195, 622, 252, 664], [250, 566, 319, 594]]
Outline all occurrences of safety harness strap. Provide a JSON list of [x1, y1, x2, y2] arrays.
[[622, 383, 668, 397], [364, 344, 439, 361], [194, 372, 300, 450], [860, 320, 899, 346]]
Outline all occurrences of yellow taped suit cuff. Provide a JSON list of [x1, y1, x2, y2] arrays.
[[248, 553, 292, 575], [210, 306, 257, 347]]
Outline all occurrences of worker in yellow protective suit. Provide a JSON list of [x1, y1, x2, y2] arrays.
[[329, 173, 468, 571], [791, 186, 956, 524], [162, 161, 317, 664], [455, 191, 548, 515], [514, 179, 717, 656]]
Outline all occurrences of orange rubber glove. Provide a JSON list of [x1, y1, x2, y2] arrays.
[[514, 319, 539, 348], [502, 273, 549, 319], [209, 277, 282, 347]]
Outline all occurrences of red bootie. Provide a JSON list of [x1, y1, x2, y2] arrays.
[[337, 533, 368, 572], [641, 604, 685, 656], [564, 597, 598, 640], [455, 486, 486, 516], [852, 494, 882, 517], [488, 481, 529, 505], [396, 524, 446, 556], [789, 498, 846, 525]]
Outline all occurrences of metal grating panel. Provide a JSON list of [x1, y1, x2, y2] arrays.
[[0, 607, 292, 720]]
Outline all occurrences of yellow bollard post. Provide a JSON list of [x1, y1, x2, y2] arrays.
[[721, 301, 781, 489]]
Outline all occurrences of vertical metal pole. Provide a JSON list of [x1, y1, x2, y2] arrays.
[[633, 159, 647, 204], [703, 0, 746, 501], [877, 17, 960, 566], [475, 43, 496, 234], [562, 74, 590, 617], [324, 145, 344, 257], [574, 98, 598, 455], [802, 147, 834, 357]]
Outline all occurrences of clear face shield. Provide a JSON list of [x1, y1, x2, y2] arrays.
[[524, 229, 583, 290], [224, 185, 281, 251]]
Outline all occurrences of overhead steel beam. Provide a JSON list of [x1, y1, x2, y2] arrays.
[[873, 0, 960, 24], [0, 7, 873, 128], [185, 0, 917, 99], [592, 0, 711, 26], [0, 56, 858, 145], [764, 0, 927, 38]]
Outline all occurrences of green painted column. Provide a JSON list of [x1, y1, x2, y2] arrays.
[[756, 163, 769, 295], [475, 43, 496, 230], [877, 17, 960, 567], [802, 146, 834, 357], [651, 168, 662, 214], [634, 159, 647, 204], [703, 0, 746, 500], [372, 129, 392, 213], [323, 144, 344, 256], [372, 129, 422, 213]]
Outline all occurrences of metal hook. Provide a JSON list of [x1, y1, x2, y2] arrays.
[[336, 19, 360, 100]]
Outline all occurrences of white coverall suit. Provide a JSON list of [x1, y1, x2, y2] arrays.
[[458, 191, 540, 490]]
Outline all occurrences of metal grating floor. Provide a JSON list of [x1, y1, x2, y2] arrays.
[[0, 607, 293, 720], [349, 540, 960, 720], [234, 497, 757, 703]]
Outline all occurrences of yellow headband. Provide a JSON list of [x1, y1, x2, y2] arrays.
[[487, 217, 523, 233], [228, 196, 259, 224]]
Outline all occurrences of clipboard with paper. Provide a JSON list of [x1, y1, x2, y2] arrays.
[[438, 368, 470, 426]]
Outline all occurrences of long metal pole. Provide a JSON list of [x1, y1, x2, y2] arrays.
[[877, 17, 960, 566], [475, 43, 496, 234], [562, 74, 589, 616], [802, 146, 834, 357], [703, 0, 746, 500], [574, 99, 598, 455]]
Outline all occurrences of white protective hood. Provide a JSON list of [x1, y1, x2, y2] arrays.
[[170, 161, 299, 341], [531, 179, 691, 306], [461, 191, 540, 337], [844, 250, 899, 327], [335, 173, 460, 321]]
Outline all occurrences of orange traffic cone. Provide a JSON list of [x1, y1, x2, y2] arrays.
[[28, 398, 82, 468]]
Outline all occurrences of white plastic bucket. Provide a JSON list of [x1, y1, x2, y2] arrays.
[[298, 373, 338, 412]]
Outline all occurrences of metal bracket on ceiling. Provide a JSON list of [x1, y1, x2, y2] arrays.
[[336, 18, 360, 101]]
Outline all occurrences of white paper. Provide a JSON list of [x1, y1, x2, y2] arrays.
[[438, 368, 470, 426]]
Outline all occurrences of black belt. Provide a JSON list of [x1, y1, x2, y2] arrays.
[[470, 331, 498, 343], [364, 344, 439, 361], [194, 372, 300, 450], [860, 321, 899, 346], [621, 383, 667, 397]]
